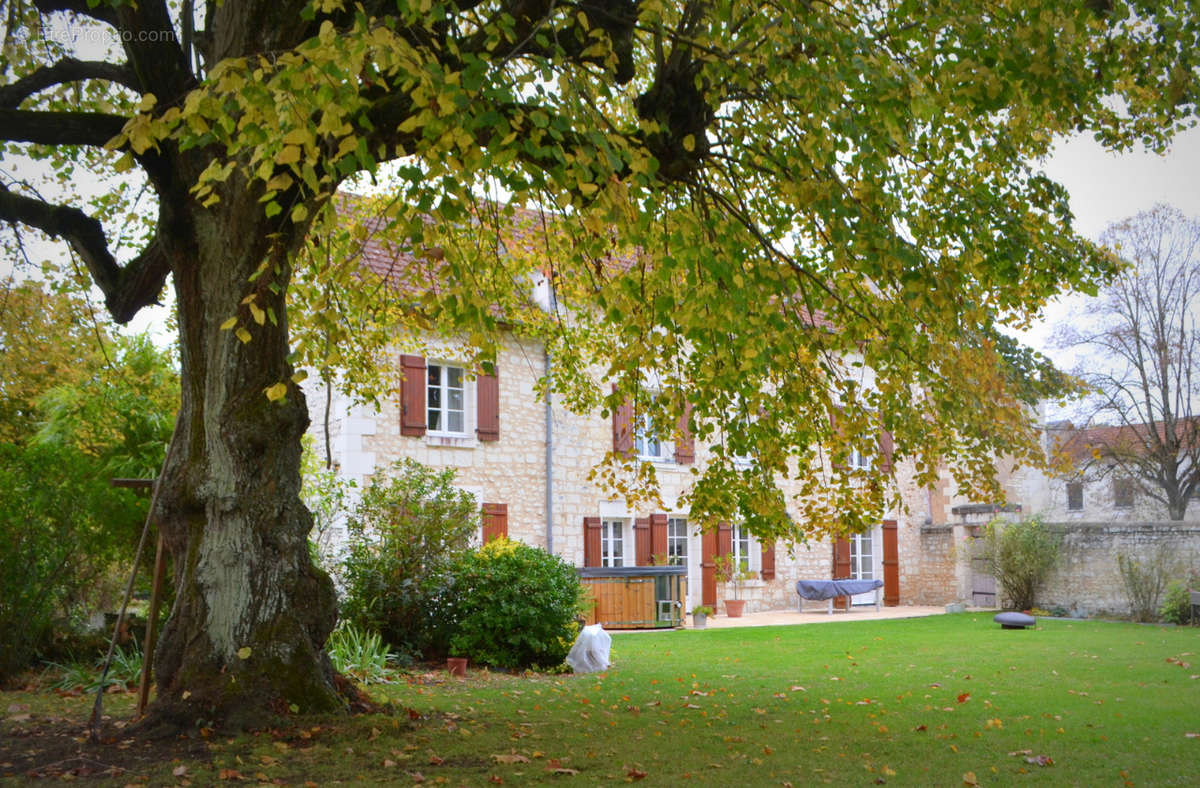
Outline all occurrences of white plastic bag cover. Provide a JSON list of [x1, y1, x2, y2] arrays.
[[565, 624, 611, 673]]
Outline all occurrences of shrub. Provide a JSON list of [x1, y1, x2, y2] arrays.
[[447, 539, 586, 670], [1159, 580, 1192, 626], [0, 442, 144, 681], [981, 516, 1060, 611], [1117, 545, 1179, 623], [338, 459, 478, 659]]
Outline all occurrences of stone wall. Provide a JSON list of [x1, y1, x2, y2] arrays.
[[1037, 522, 1200, 618]]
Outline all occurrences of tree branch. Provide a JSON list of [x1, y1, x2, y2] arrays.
[[33, 0, 117, 27], [0, 187, 170, 323], [0, 58, 140, 109], [0, 108, 129, 146], [112, 0, 195, 100]]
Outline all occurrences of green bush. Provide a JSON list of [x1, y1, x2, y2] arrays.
[[447, 538, 585, 670], [1117, 545, 1179, 623], [338, 459, 478, 660], [1159, 580, 1192, 625], [0, 442, 144, 681], [982, 516, 1060, 611]]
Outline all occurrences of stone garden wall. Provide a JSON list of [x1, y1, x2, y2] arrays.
[[1036, 522, 1200, 619]]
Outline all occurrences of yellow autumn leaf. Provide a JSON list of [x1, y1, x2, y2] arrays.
[[275, 145, 301, 166], [220, 317, 238, 331], [237, 647, 252, 660], [249, 303, 266, 325], [235, 327, 252, 344], [264, 382, 288, 401]]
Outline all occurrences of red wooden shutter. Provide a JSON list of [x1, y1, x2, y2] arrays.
[[634, 517, 652, 566], [674, 402, 695, 464], [878, 428, 894, 474], [612, 391, 634, 456], [760, 540, 776, 580], [650, 513, 668, 562], [701, 527, 718, 606], [476, 368, 500, 442], [717, 521, 732, 559], [482, 502, 508, 543], [400, 354, 427, 436], [832, 536, 852, 611], [583, 516, 602, 567], [882, 519, 899, 606]]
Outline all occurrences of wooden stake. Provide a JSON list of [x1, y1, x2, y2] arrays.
[[137, 530, 168, 717]]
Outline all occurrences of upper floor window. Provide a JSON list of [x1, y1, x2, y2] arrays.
[[667, 517, 688, 566], [1113, 477, 1135, 509], [635, 404, 672, 462], [1066, 481, 1084, 512], [601, 518, 626, 567], [849, 447, 873, 471], [427, 363, 467, 435]]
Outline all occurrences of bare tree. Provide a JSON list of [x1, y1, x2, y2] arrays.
[[1057, 204, 1200, 520]]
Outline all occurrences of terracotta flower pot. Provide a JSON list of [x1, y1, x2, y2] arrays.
[[446, 657, 468, 677], [724, 599, 746, 618]]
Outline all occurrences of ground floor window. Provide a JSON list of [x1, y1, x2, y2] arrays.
[[667, 517, 688, 566], [601, 519, 625, 567], [732, 524, 751, 571]]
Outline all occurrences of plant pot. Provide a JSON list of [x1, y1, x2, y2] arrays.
[[724, 599, 746, 618], [446, 657, 468, 677], [692, 613, 708, 629]]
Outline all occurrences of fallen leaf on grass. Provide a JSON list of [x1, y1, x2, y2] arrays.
[[493, 754, 530, 764], [962, 771, 979, 786], [1185, 733, 1200, 739], [172, 766, 188, 777], [957, 693, 971, 704], [627, 767, 648, 780], [218, 768, 245, 781], [1024, 755, 1054, 767], [489, 776, 504, 784]]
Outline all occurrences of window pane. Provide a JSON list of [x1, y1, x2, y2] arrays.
[[448, 389, 463, 410], [448, 411, 463, 433], [428, 410, 441, 431], [446, 366, 463, 387], [428, 364, 442, 386]]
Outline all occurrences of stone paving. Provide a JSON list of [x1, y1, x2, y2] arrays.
[[691, 604, 949, 630]]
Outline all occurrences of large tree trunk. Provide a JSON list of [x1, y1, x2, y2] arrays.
[[145, 178, 343, 731]]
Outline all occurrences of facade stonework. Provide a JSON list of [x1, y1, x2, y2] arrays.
[[307, 331, 955, 616]]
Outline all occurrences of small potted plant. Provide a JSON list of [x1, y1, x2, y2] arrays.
[[714, 555, 756, 618], [690, 604, 714, 629]]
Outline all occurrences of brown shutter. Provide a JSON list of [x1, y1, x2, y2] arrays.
[[482, 502, 508, 543], [583, 516, 602, 567], [649, 513, 668, 562], [674, 402, 695, 464], [701, 527, 718, 606], [878, 428, 894, 474], [832, 536, 852, 611], [634, 517, 652, 566], [612, 390, 634, 456], [882, 520, 899, 606], [476, 368, 500, 442], [717, 521, 732, 559], [760, 540, 776, 580], [400, 354, 427, 436]]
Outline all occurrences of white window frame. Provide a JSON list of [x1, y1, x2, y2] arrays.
[[426, 362, 473, 438], [634, 407, 673, 462], [667, 516, 688, 566], [601, 518, 626, 567], [849, 447, 873, 471], [731, 524, 753, 572]]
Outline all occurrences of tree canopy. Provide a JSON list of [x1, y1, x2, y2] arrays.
[[1, 0, 1198, 729]]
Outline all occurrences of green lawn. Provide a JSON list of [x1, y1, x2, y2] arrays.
[[4, 614, 1198, 786]]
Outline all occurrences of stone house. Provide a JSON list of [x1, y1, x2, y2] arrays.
[[303, 206, 960, 617]]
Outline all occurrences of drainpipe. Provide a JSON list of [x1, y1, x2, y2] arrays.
[[545, 345, 554, 555]]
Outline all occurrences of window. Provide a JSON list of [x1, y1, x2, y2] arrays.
[[1113, 477, 1135, 508], [667, 517, 688, 566], [732, 524, 751, 570], [634, 405, 671, 461], [427, 363, 467, 435], [1066, 482, 1084, 512], [601, 519, 625, 567], [849, 447, 873, 471]]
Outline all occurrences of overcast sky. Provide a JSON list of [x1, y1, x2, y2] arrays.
[[1019, 124, 1200, 360]]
